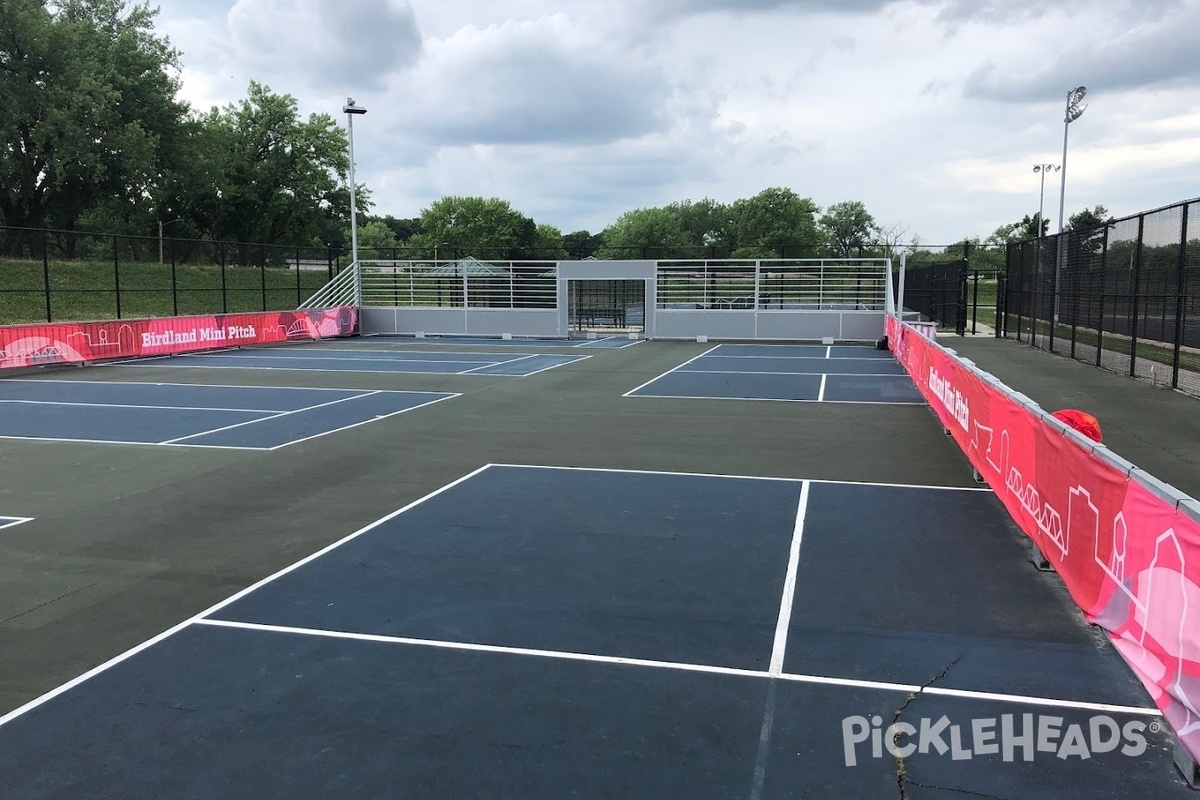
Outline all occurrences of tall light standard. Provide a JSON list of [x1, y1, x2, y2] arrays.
[[342, 98, 367, 264], [1054, 86, 1087, 321], [1033, 163, 1059, 271]]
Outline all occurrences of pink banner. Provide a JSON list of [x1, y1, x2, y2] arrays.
[[0, 307, 357, 370], [887, 315, 1200, 759]]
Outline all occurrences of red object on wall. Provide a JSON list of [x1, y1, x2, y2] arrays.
[[1051, 409, 1103, 442], [0, 307, 357, 371]]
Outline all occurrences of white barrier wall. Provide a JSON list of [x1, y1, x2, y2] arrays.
[[358, 258, 889, 341]]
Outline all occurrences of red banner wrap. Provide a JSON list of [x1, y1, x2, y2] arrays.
[[887, 316, 1200, 759], [0, 307, 357, 370]]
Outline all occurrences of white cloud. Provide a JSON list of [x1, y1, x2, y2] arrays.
[[394, 14, 672, 146], [153, 0, 1200, 244]]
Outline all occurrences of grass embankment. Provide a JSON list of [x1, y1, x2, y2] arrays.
[[0, 258, 335, 324]]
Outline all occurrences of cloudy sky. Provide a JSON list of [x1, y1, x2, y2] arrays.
[[156, 0, 1200, 246]]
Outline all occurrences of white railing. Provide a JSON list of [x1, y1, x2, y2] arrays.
[[357, 260, 558, 309], [656, 259, 889, 311], [297, 262, 360, 309]]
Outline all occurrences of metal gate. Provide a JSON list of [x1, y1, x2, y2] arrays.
[[901, 260, 968, 336], [568, 279, 646, 334]]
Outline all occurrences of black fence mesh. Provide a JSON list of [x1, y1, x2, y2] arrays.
[[1001, 198, 1200, 396], [899, 259, 968, 335], [0, 226, 346, 324]]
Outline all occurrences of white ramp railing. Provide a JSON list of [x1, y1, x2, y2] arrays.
[[298, 262, 360, 309]]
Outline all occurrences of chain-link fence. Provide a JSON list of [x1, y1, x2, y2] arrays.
[[0, 226, 351, 325], [1001, 198, 1200, 395]]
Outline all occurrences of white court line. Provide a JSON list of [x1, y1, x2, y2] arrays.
[[674, 369, 903, 377], [159, 391, 381, 444], [0, 516, 34, 531], [243, 346, 509, 358], [0, 378, 408, 394], [769, 482, 810, 675], [105, 363, 473, 376], [0, 393, 459, 451], [621, 344, 722, 397], [262, 393, 460, 451], [826, 345, 832, 358], [189, 619, 1160, 717], [624, 393, 925, 406], [160, 352, 498, 366], [817, 375, 827, 402], [521, 354, 593, 376], [489, 463, 993, 492], [0, 438, 265, 450], [457, 354, 538, 374], [690, 354, 894, 362], [0, 464, 495, 731], [102, 356, 583, 377], [0, 399, 283, 414]]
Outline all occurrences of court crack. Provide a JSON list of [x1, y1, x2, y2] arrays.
[[906, 782, 1014, 800], [892, 656, 961, 800], [0, 582, 101, 625]]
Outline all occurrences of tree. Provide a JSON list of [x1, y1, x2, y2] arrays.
[[730, 187, 821, 258], [819, 200, 878, 258], [345, 219, 400, 258], [563, 230, 604, 259], [195, 82, 355, 249], [408, 196, 537, 260], [876, 222, 909, 260], [530, 223, 567, 259], [1068, 205, 1111, 231], [0, 0, 188, 245], [598, 207, 689, 258], [378, 215, 422, 242], [988, 213, 1046, 245], [1068, 205, 1112, 257], [670, 198, 734, 255]]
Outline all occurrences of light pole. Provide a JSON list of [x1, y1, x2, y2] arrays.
[[1054, 86, 1087, 321], [1033, 163, 1059, 272], [342, 98, 367, 264], [433, 240, 449, 264]]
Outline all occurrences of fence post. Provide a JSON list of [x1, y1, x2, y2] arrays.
[[1095, 225, 1109, 367], [220, 242, 228, 314], [1069, 243, 1078, 360], [956, 259, 968, 336], [1049, 235, 1060, 353], [295, 246, 302, 307], [260, 244, 267, 311], [995, 265, 1006, 338], [171, 247, 179, 317], [112, 234, 122, 319], [327, 245, 334, 282], [41, 228, 52, 322], [1129, 215, 1145, 376], [1173, 204, 1189, 389], [971, 271, 979, 334]]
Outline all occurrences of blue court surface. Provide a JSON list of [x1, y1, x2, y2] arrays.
[[0, 465, 1183, 800], [0, 516, 32, 531], [369, 334, 641, 349], [625, 343, 925, 404], [0, 379, 457, 450], [107, 346, 590, 376]]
